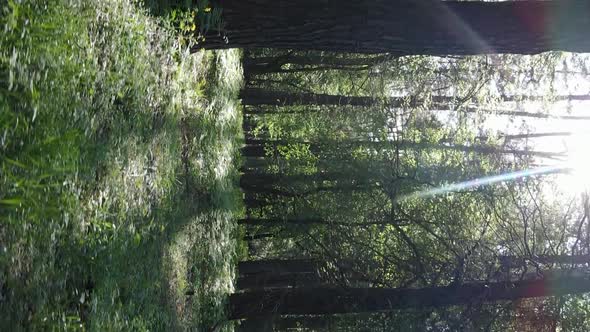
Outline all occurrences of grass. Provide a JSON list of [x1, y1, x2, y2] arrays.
[[0, 0, 245, 330]]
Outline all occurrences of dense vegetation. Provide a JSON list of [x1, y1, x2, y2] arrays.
[[234, 49, 590, 330], [1, 0, 244, 330]]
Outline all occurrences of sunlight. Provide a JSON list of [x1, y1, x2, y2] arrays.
[[398, 166, 565, 201], [560, 131, 590, 194]]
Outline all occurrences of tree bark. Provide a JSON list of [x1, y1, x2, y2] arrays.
[[240, 88, 590, 107], [237, 271, 322, 290], [451, 108, 590, 121], [242, 138, 567, 160], [237, 316, 329, 332], [238, 217, 411, 227], [243, 54, 393, 76], [240, 172, 352, 188], [245, 54, 392, 68], [238, 259, 318, 276], [244, 233, 275, 241], [501, 254, 590, 268], [229, 276, 590, 319], [198, 0, 590, 55], [477, 132, 572, 142]]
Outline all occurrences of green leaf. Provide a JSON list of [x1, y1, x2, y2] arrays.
[[0, 198, 23, 206]]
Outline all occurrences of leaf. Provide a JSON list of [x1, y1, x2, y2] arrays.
[[4, 157, 27, 169], [0, 198, 23, 207], [134, 233, 141, 246]]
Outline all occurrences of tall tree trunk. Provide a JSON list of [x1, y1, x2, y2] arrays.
[[244, 233, 275, 241], [245, 54, 392, 69], [501, 254, 590, 268], [240, 172, 353, 188], [238, 259, 318, 276], [237, 316, 329, 332], [477, 132, 572, 142], [237, 271, 322, 290], [452, 108, 590, 121], [240, 88, 590, 107], [197, 1, 590, 55], [238, 217, 411, 227], [244, 54, 392, 77], [229, 276, 590, 319], [240, 88, 404, 107], [274, 316, 329, 331], [242, 138, 567, 160], [241, 182, 377, 197]]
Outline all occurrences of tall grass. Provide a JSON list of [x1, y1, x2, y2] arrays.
[[1, 0, 243, 330]]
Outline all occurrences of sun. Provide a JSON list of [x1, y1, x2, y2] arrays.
[[560, 131, 590, 195]]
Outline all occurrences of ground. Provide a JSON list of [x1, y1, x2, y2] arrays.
[[0, 1, 245, 330]]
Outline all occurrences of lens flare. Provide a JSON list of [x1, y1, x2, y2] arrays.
[[399, 166, 569, 201]]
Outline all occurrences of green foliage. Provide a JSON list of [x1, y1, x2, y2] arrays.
[[240, 46, 590, 329], [146, 0, 224, 46], [1, 0, 243, 330]]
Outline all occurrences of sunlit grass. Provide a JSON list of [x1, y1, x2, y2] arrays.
[[1, 0, 244, 330]]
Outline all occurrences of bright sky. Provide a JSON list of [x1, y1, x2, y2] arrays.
[[482, 62, 590, 197], [421, 53, 590, 200]]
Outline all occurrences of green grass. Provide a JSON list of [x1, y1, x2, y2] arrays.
[[0, 0, 244, 330]]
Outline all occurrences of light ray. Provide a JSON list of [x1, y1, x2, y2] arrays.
[[398, 166, 570, 201]]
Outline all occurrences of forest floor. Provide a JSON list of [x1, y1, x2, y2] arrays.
[[1, 1, 244, 331]]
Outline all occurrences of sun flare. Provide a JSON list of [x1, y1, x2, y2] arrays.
[[560, 131, 590, 194]]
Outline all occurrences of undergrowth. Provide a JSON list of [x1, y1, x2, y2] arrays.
[[0, 0, 243, 330]]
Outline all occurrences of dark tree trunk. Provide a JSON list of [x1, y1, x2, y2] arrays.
[[238, 218, 411, 227], [501, 254, 590, 268], [240, 172, 352, 188], [240, 88, 422, 107], [477, 132, 572, 142], [237, 318, 274, 332], [451, 108, 590, 121], [244, 54, 392, 77], [237, 316, 329, 332], [242, 138, 567, 160], [197, 0, 590, 55], [240, 88, 590, 107], [241, 182, 376, 197], [237, 271, 322, 290], [244, 233, 275, 241], [245, 54, 392, 69], [229, 276, 590, 319], [239, 218, 328, 226], [243, 106, 314, 115], [238, 259, 318, 276], [274, 316, 329, 331]]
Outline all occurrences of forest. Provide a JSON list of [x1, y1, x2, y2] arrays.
[[2, 0, 590, 331]]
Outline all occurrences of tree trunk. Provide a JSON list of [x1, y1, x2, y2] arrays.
[[240, 182, 376, 198], [244, 54, 392, 77], [245, 54, 392, 68], [229, 276, 590, 319], [501, 254, 590, 268], [477, 132, 572, 142], [240, 172, 353, 188], [244, 233, 275, 241], [451, 108, 590, 121], [240, 88, 404, 107], [238, 218, 411, 228], [274, 316, 329, 331], [237, 316, 329, 332], [238, 259, 318, 276], [197, 1, 590, 55], [237, 271, 322, 290], [237, 318, 274, 332], [240, 88, 590, 107], [242, 138, 567, 160]]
